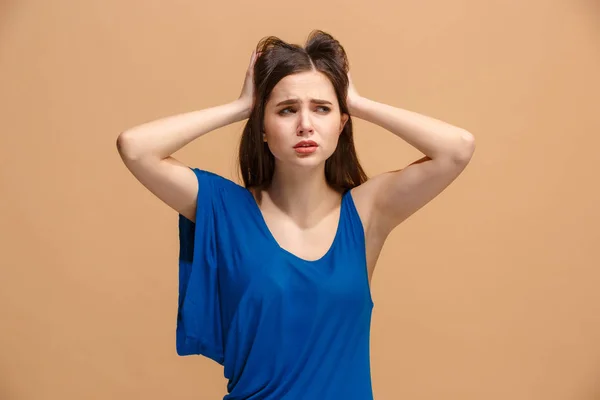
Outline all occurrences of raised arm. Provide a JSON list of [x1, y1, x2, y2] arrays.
[[347, 73, 476, 238], [116, 51, 259, 223]]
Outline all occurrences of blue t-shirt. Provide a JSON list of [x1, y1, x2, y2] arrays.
[[176, 168, 374, 399]]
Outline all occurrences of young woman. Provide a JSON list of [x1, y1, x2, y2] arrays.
[[117, 30, 475, 399]]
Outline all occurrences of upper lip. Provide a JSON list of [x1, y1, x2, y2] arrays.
[[294, 140, 318, 148]]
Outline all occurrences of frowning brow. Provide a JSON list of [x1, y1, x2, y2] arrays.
[[275, 98, 333, 107]]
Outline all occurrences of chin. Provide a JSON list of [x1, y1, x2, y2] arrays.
[[290, 156, 325, 168], [272, 154, 324, 169]]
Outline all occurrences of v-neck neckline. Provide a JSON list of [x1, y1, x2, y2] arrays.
[[245, 188, 346, 264]]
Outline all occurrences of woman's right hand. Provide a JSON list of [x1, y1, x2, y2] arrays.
[[237, 50, 260, 115]]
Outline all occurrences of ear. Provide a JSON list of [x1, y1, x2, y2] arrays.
[[339, 113, 349, 134]]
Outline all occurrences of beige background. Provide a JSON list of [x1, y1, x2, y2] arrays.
[[1, 0, 599, 399]]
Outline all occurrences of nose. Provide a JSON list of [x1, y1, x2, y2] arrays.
[[297, 109, 314, 136]]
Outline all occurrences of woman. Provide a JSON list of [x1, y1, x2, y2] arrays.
[[117, 30, 475, 399]]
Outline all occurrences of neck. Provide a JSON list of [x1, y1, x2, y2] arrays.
[[263, 163, 341, 225]]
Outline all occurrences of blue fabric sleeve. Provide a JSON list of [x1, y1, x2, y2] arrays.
[[176, 168, 224, 365]]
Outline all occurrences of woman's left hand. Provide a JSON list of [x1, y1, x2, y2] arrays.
[[346, 72, 362, 115]]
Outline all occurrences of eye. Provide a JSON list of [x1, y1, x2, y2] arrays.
[[278, 107, 295, 115], [277, 106, 331, 116]]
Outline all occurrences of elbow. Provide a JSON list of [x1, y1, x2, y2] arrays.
[[116, 131, 139, 161], [452, 129, 476, 164]]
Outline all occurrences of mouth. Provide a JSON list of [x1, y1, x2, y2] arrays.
[[293, 140, 318, 148]]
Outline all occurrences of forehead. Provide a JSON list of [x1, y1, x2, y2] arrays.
[[269, 71, 336, 102]]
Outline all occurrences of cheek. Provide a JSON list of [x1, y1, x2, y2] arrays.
[[264, 114, 286, 136], [262, 119, 289, 157], [264, 121, 289, 148], [322, 120, 343, 142]]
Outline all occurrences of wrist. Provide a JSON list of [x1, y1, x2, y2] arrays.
[[231, 98, 252, 121], [349, 96, 368, 119]]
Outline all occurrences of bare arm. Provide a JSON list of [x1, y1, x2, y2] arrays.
[[116, 51, 259, 223], [116, 100, 250, 223], [117, 50, 258, 162], [116, 100, 250, 161], [346, 74, 475, 238], [117, 100, 249, 222]]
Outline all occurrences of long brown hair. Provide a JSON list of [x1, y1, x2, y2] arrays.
[[237, 30, 368, 192]]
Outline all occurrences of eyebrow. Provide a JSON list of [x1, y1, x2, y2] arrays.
[[275, 98, 333, 107]]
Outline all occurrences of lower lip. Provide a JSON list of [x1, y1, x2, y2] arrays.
[[294, 146, 318, 154]]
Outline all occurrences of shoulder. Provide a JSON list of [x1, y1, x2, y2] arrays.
[[189, 168, 250, 219], [191, 168, 246, 193]]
